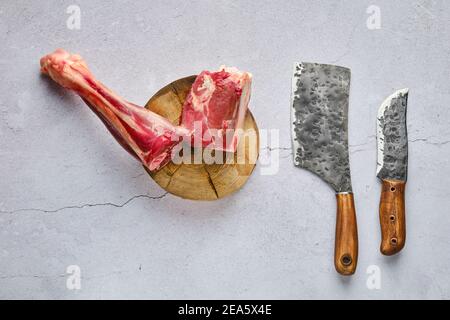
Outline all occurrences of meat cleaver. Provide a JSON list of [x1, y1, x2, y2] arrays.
[[291, 62, 358, 275], [376, 89, 408, 255]]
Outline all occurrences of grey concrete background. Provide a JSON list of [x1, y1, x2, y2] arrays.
[[0, 0, 449, 299]]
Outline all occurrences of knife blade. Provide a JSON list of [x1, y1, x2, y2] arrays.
[[291, 62, 358, 275], [376, 88, 408, 255]]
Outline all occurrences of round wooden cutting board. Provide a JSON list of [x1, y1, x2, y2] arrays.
[[145, 76, 259, 201]]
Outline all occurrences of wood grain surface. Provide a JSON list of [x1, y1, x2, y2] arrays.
[[335, 193, 358, 275], [379, 179, 406, 255], [145, 76, 259, 200]]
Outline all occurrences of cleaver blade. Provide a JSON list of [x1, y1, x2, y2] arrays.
[[291, 62, 358, 275]]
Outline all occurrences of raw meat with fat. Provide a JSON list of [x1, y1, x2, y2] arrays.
[[181, 66, 252, 152]]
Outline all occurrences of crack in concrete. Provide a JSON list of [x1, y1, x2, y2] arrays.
[[410, 138, 450, 146], [1, 136, 447, 215], [330, 21, 359, 64], [260, 135, 450, 158], [350, 148, 369, 155], [261, 146, 293, 159], [349, 135, 376, 148], [181, 135, 448, 161], [0, 193, 168, 215]]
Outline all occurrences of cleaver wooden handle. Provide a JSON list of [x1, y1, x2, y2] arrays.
[[379, 180, 406, 256], [335, 193, 358, 275]]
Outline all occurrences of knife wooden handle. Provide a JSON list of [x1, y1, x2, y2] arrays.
[[379, 180, 406, 255], [335, 193, 358, 275]]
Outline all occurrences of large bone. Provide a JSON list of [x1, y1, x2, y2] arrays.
[[40, 49, 190, 171]]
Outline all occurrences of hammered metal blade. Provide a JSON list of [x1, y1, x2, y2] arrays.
[[376, 89, 408, 182], [291, 62, 352, 193]]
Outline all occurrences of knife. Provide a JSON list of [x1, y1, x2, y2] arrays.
[[376, 89, 408, 255], [291, 62, 358, 275]]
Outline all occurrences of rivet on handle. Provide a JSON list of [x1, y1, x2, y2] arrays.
[[341, 254, 352, 266]]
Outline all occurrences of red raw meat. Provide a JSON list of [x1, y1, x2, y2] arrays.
[[40, 49, 190, 171], [181, 66, 252, 152]]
